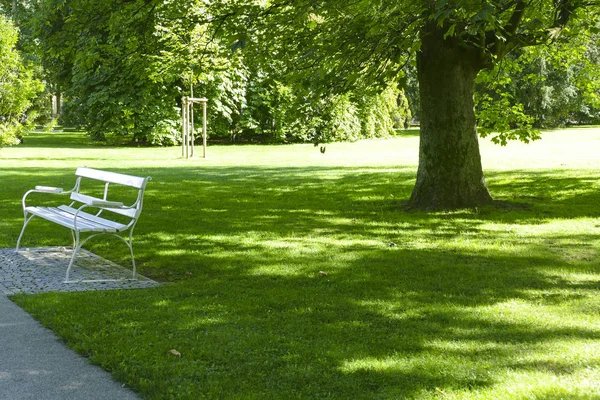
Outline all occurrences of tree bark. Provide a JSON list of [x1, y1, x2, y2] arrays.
[[407, 27, 493, 211]]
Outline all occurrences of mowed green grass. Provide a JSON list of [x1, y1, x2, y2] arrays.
[[1, 128, 600, 399]]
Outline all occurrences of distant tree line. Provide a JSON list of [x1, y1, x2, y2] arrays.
[[1, 1, 599, 148], [2, 0, 412, 146]]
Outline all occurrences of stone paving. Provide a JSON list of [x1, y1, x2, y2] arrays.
[[0, 247, 160, 295]]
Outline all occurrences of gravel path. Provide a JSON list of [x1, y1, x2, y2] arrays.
[[0, 247, 159, 295]]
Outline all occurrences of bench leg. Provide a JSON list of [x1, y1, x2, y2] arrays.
[[64, 230, 81, 283], [102, 232, 137, 279], [15, 214, 35, 251], [64, 232, 137, 282], [126, 231, 137, 280]]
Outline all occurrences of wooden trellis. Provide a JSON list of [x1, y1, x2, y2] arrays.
[[181, 96, 208, 158]]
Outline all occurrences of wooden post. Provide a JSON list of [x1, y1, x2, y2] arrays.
[[181, 97, 186, 158], [186, 100, 190, 158], [190, 85, 195, 158], [202, 100, 207, 158], [190, 102, 195, 158]]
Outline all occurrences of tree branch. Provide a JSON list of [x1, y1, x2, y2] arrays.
[[504, 0, 527, 37]]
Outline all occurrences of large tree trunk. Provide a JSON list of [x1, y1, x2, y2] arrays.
[[407, 27, 493, 211]]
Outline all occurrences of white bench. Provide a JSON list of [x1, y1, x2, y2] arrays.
[[16, 167, 151, 283]]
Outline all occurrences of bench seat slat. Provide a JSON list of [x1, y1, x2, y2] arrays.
[[57, 205, 127, 231], [25, 206, 125, 232], [26, 207, 98, 231]]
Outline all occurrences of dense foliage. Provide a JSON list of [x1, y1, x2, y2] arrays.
[[475, 28, 600, 144], [0, 13, 43, 146], [16, 0, 411, 145]]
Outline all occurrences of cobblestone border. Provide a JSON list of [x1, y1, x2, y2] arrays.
[[0, 247, 160, 295]]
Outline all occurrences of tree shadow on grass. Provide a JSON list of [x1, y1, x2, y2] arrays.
[[4, 165, 600, 268], [14, 242, 600, 398]]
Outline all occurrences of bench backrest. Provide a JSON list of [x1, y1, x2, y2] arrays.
[[75, 167, 148, 189], [70, 167, 151, 219]]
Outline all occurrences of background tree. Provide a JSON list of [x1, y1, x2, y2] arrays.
[[31, 0, 183, 144], [477, 31, 600, 134]]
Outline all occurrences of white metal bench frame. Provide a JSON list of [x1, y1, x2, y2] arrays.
[[15, 167, 151, 283]]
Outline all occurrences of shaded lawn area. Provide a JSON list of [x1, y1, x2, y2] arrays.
[[1, 130, 600, 399]]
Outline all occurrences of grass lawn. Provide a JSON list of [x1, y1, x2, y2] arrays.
[[1, 128, 600, 399]]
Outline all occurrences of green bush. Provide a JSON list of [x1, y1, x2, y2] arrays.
[[0, 15, 43, 146]]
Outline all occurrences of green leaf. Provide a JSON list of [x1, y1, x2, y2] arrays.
[[444, 23, 456, 39]]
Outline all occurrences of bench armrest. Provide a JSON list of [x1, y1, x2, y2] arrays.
[[22, 186, 71, 211], [34, 186, 64, 193], [91, 200, 125, 208]]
